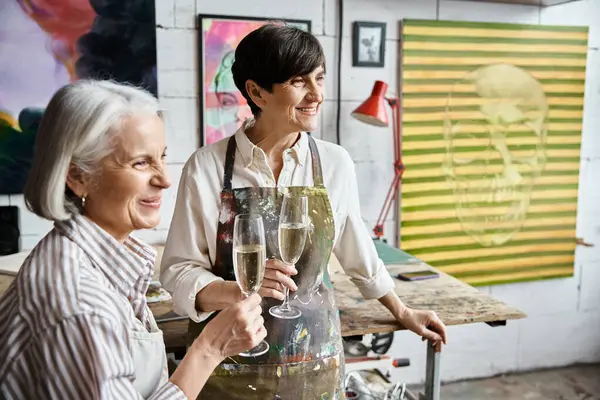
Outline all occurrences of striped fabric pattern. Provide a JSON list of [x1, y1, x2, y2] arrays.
[[0, 215, 185, 399], [399, 20, 588, 286]]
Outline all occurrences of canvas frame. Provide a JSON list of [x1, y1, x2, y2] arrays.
[[398, 18, 588, 286]]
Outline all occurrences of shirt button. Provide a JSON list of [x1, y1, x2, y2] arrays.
[[266, 179, 274, 185]]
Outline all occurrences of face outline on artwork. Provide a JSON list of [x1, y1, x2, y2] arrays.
[[441, 63, 548, 247], [209, 50, 253, 144]]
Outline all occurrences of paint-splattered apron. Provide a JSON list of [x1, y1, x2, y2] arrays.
[[189, 134, 345, 399]]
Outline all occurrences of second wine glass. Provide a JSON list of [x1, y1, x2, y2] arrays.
[[233, 213, 270, 357], [269, 194, 308, 319]]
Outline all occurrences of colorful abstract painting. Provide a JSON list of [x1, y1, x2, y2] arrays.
[[0, 0, 157, 195], [399, 20, 588, 286], [199, 15, 311, 146]]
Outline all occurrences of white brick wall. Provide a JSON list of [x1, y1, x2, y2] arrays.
[[1, 0, 599, 385]]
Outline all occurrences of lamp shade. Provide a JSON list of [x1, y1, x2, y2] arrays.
[[351, 80, 389, 127]]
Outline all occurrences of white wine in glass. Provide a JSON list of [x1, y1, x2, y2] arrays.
[[269, 195, 308, 319], [233, 244, 266, 295], [233, 213, 269, 357], [279, 222, 308, 264]]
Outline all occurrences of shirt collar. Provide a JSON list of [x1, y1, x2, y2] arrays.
[[55, 214, 156, 297], [234, 118, 308, 168]]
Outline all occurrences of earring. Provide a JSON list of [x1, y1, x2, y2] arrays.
[[81, 195, 86, 207]]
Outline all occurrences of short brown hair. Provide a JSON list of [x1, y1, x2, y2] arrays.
[[231, 23, 326, 117]]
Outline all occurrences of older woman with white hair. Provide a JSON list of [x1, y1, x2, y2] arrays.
[[0, 80, 266, 399]]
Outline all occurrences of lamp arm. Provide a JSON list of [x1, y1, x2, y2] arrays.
[[373, 169, 403, 238], [387, 97, 401, 163], [373, 96, 404, 239]]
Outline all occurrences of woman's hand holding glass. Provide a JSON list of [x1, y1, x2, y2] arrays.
[[194, 293, 267, 360], [257, 259, 298, 301]]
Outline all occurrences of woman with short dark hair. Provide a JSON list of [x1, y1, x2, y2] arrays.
[[161, 23, 447, 399]]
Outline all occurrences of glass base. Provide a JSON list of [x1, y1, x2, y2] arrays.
[[238, 340, 269, 357], [269, 304, 302, 319]]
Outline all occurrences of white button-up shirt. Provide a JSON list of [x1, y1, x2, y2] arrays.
[[160, 120, 395, 322]]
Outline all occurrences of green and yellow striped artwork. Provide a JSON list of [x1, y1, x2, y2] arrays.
[[399, 20, 588, 286]]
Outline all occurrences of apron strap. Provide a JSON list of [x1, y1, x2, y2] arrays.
[[223, 135, 237, 190], [307, 134, 325, 187]]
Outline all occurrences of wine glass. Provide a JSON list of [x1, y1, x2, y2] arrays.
[[269, 194, 308, 319], [233, 213, 270, 357]]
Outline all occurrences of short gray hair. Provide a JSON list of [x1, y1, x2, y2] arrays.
[[24, 79, 160, 221]]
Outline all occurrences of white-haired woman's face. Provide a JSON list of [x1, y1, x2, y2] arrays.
[[84, 114, 171, 241]]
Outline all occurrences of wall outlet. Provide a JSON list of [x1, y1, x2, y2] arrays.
[[0, 206, 20, 255]]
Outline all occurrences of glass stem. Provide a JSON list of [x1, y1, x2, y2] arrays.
[[281, 287, 291, 311]]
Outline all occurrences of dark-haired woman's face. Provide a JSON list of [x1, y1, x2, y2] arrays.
[[262, 66, 325, 133]]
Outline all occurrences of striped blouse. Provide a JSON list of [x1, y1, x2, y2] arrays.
[[0, 214, 186, 399]]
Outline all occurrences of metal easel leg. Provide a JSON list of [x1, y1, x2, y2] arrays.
[[422, 340, 441, 400]]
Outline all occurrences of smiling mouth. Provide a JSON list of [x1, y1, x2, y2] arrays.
[[140, 198, 162, 209], [296, 107, 318, 116]]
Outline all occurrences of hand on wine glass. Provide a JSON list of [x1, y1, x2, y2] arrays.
[[257, 259, 298, 301], [195, 293, 267, 359]]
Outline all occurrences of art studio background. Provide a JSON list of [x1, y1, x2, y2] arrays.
[[0, 0, 599, 388]]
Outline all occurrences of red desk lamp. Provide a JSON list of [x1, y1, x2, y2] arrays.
[[351, 80, 404, 239]]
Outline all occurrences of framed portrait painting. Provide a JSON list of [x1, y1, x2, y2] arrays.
[[198, 15, 312, 146]]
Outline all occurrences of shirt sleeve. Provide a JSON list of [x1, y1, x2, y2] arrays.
[[160, 158, 224, 322], [332, 151, 396, 300], [39, 313, 186, 400]]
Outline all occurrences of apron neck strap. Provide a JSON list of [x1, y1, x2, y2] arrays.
[[306, 134, 324, 187], [222, 133, 325, 190], [223, 135, 237, 190]]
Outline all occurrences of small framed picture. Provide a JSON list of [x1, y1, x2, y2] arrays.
[[352, 21, 386, 67]]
